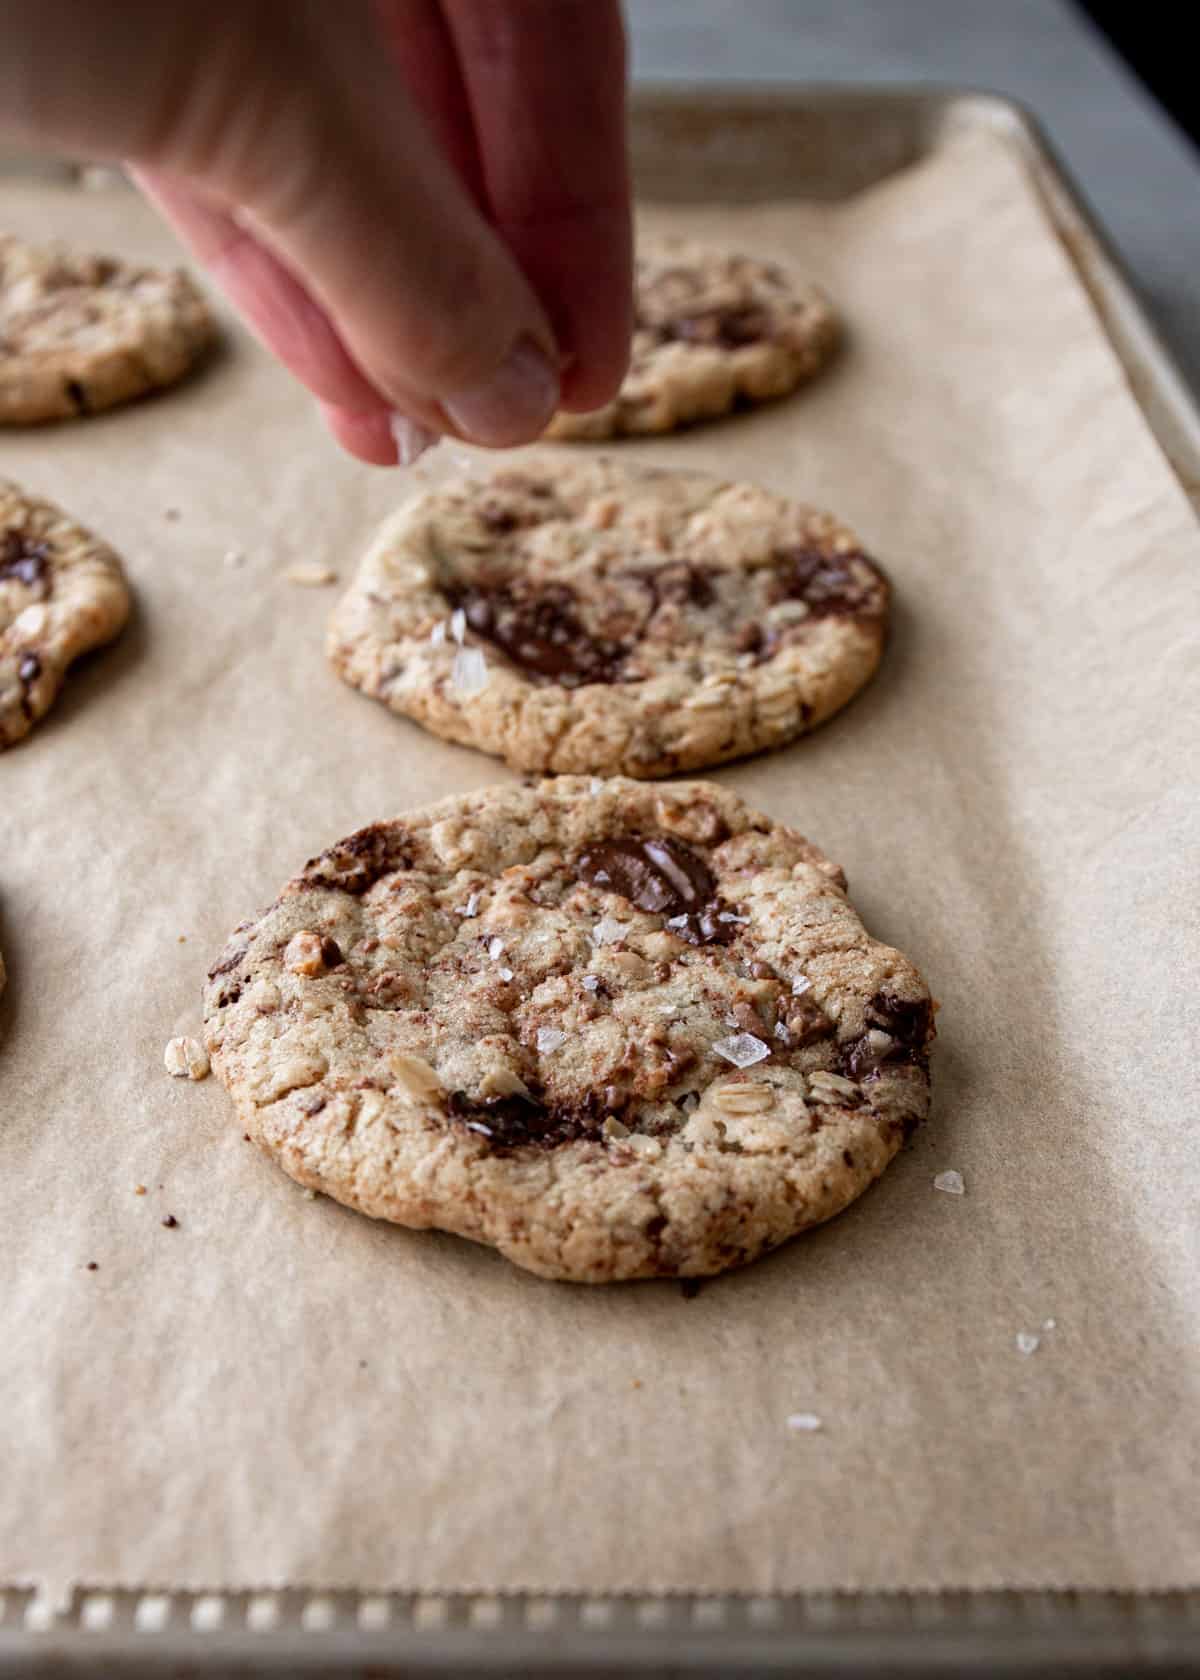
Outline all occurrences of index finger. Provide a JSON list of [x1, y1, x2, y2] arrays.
[[440, 0, 632, 414]]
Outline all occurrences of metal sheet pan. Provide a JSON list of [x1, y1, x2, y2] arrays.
[[2, 83, 1198, 1677]]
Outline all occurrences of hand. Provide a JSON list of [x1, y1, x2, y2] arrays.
[[0, 0, 633, 464]]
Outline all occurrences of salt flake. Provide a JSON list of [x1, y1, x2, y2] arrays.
[[791, 975, 812, 995], [451, 646, 489, 694], [933, 1170, 965, 1196], [537, 1028, 566, 1054], [430, 620, 447, 646], [665, 915, 689, 930], [787, 1413, 823, 1433], [774, 1020, 790, 1041], [497, 967, 514, 982], [589, 777, 604, 795], [592, 916, 623, 946], [450, 607, 467, 645], [713, 1032, 770, 1069], [1015, 1331, 1040, 1357], [457, 891, 480, 917], [581, 975, 601, 992], [487, 937, 505, 961], [1042, 1318, 1056, 1332]]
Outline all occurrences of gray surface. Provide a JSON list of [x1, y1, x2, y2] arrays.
[[628, 0, 1200, 392]]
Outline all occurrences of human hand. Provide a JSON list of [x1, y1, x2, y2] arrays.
[[0, 0, 633, 463]]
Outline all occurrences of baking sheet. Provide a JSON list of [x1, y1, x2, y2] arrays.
[[1, 118, 1198, 1607]]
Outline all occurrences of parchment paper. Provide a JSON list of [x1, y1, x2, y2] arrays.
[[2, 127, 1198, 1600]]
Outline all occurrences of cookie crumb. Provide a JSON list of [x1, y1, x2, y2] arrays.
[[933, 1170, 965, 1196], [134, 1185, 147, 1197], [161, 1215, 179, 1230], [302, 1188, 317, 1201], [1015, 1331, 1040, 1356], [451, 646, 489, 694], [283, 563, 337, 588], [631, 1378, 642, 1389], [1042, 1318, 1057, 1332], [223, 548, 245, 569], [713, 1032, 770, 1069], [85, 1261, 99, 1272], [177, 935, 187, 944], [164, 507, 180, 522], [164, 1036, 210, 1080], [787, 1412, 822, 1432]]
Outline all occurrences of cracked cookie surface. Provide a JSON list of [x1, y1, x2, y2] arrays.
[[328, 457, 889, 777], [0, 478, 131, 748], [1, 232, 213, 422], [547, 240, 838, 439], [203, 779, 934, 1282]]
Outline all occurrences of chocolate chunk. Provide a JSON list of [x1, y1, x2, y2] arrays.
[[839, 990, 934, 1081], [65, 377, 89, 414], [161, 1214, 178, 1229], [680, 1277, 704, 1299], [0, 529, 48, 589], [303, 824, 412, 894], [577, 833, 735, 946], [445, 580, 628, 687], [448, 1085, 608, 1150], [786, 991, 834, 1047], [207, 945, 245, 980], [771, 544, 885, 619], [17, 652, 41, 685], [637, 561, 714, 611], [656, 305, 773, 349], [320, 937, 344, 969]]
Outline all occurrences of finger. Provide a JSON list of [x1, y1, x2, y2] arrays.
[[372, 0, 485, 204], [440, 0, 632, 413], [173, 4, 564, 445]]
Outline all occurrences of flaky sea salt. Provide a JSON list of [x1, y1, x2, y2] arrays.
[[457, 891, 480, 917], [786, 1413, 823, 1433], [430, 620, 447, 646], [589, 777, 604, 795], [450, 607, 467, 645], [537, 1028, 566, 1054], [487, 937, 505, 961], [774, 1020, 789, 1041], [592, 917, 623, 946], [791, 975, 813, 995], [717, 911, 748, 925], [1015, 1331, 1040, 1356], [933, 1170, 965, 1196], [581, 975, 601, 992], [1042, 1318, 1057, 1332], [497, 967, 514, 982], [451, 646, 489, 694], [713, 1033, 770, 1069], [666, 915, 689, 930]]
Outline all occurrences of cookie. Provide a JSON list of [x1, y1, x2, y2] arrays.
[[546, 240, 838, 439], [202, 778, 934, 1283], [327, 457, 888, 777], [1, 479, 132, 748], [0, 232, 213, 422]]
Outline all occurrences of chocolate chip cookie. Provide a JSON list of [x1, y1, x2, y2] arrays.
[[1, 479, 131, 748], [328, 458, 889, 777], [202, 779, 934, 1283], [546, 240, 838, 439], [1, 232, 213, 422]]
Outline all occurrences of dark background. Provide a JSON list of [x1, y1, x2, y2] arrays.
[[1077, 2, 1200, 150]]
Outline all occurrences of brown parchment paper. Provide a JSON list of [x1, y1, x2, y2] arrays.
[[1, 127, 1199, 1601]]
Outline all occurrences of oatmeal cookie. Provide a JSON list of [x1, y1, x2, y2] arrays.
[[0, 232, 213, 422], [0, 479, 131, 748], [327, 458, 888, 777], [547, 240, 838, 439], [202, 778, 934, 1282]]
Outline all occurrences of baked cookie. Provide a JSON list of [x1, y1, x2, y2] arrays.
[[328, 457, 888, 777], [0, 232, 213, 422], [1, 479, 131, 748], [202, 778, 934, 1283], [546, 240, 838, 439]]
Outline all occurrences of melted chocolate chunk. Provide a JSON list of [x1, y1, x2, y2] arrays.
[[0, 529, 48, 589], [577, 833, 735, 946], [320, 937, 344, 969], [653, 305, 773, 349], [771, 544, 884, 619], [302, 824, 412, 894], [448, 1085, 608, 1150], [840, 990, 934, 1081], [445, 580, 628, 688]]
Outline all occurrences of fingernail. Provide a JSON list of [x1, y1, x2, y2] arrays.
[[390, 413, 437, 467], [442, 336, 560, 447]]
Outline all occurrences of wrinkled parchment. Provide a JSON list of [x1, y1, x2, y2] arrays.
[[1, 128, 1198, 1599]]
